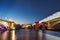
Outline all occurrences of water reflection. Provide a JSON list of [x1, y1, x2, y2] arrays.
[[42, 30, 46, 40], [0, 31, 8, 40], [9, 30, 16, 40], [0, 30, 16, 40], [35, 31, 39, 40], [0, 29, 46, 40]]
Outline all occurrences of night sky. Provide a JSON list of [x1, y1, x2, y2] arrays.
[[0, 0, 60, 24]]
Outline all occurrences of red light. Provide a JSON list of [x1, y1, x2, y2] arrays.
[[42, 22, 45, 29]]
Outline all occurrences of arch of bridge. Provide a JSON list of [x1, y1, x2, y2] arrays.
[[51, 21, 60, 29], [0, 21, 9, 27], [0, 20, 15, 28]]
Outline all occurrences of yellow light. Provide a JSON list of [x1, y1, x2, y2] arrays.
[[12, 27, 15, 29], [11, 30, 15, 40]]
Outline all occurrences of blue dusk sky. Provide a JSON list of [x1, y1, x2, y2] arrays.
[[0, 0, 60, 24]]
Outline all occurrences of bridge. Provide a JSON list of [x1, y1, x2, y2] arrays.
[[32, 11, 60, 30], [39, 17, 60, 30], [0, 19, 16, 30], [39, 11, 60, 30]]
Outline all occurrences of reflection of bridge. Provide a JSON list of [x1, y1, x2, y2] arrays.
[[0, 19, 15, 29]]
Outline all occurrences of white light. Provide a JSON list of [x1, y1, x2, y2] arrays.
[[8, 19, 14, 21]]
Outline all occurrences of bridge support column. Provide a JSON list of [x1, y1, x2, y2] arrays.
[[47, 21, 51, 30], [10, 22, 15, 30]]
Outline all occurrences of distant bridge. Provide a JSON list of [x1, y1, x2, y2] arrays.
[[0, 19, 16, 29]]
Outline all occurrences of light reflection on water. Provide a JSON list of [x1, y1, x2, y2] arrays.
[[15, 29, 41, 40], [0, 31, 8, 40], [0, 30, 16, 40], [0, 29, 46, 40], [10, 30, 16, 40]]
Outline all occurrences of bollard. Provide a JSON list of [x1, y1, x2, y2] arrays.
[[35, 22, 39, 31], [42, 22, 45, 30]]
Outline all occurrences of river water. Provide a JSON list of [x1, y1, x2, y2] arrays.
[[0, 29, 60, 40]]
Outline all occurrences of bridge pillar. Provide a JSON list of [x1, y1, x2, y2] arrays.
[[47, 21, 51, 30], [10, 22, 15, 30]]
